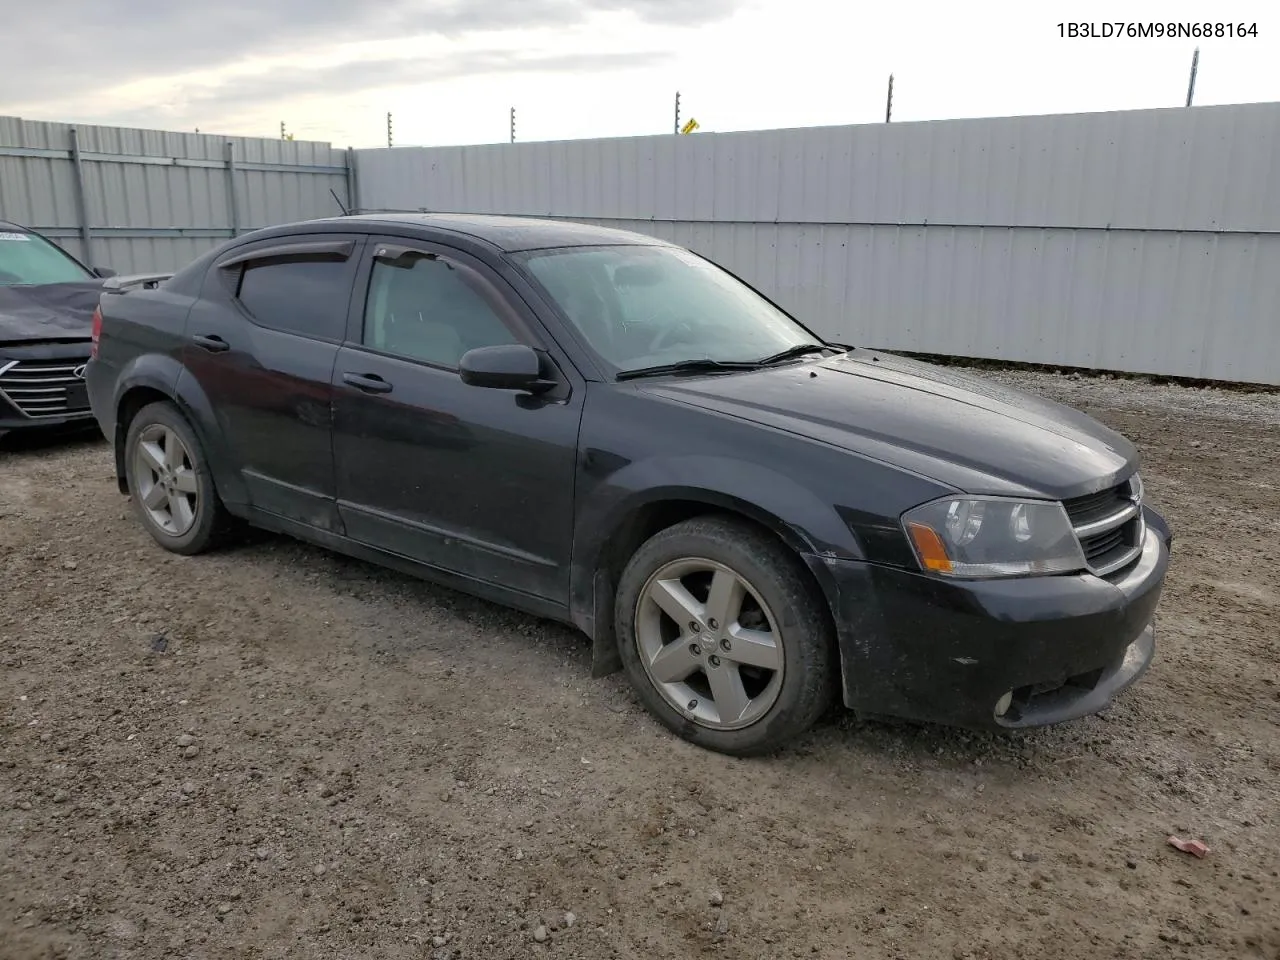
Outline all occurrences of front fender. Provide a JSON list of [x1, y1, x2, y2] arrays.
[[570, 453, 868, 676], [576, 453, 866, 569]]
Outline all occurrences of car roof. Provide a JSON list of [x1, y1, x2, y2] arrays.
[[0, 220, 33, 232], [301, 213, 666, 253]]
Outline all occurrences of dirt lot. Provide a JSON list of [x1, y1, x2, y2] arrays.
[[2, 369, 1278, 960]]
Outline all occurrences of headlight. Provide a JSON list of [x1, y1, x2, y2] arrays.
[[903, 497, 1086, 578]]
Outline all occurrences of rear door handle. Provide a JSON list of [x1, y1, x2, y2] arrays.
[[192, 334, 230, 353], [342, 372, 393, 394]]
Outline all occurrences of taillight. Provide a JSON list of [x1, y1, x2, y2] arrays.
[[90, 305, 103, 359]]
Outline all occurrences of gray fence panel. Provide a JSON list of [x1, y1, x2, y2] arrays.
[[353, 102, 1280, 384], [0, 115, 352, 275], [355, 103, 1280, 232]]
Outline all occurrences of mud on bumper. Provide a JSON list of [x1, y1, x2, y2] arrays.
[[807, 507, 1172, 731]]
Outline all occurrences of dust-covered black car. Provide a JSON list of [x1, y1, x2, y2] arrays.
[[86, 214, 1172, 755], [0, 221, 115, 439]]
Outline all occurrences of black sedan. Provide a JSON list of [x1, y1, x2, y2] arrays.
[[85, 214, 1171, 755], [0, 221, 116, 439]]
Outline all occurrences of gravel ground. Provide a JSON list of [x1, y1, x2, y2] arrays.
[[2, 369, 1278, 960]]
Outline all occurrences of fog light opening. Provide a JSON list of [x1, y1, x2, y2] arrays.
[[994, 690, 1014, 718]]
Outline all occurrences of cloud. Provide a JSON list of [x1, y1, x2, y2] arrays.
[[0, 0, 742, 106], [95, 50, 674, 129]]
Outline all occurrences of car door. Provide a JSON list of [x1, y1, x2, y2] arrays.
[[331, 236, 582, 603], [181, 234, 364, 531]]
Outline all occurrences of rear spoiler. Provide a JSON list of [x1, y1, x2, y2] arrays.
[[102, 272, 174, 294]]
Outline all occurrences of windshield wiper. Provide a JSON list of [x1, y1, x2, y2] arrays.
[[616, 358, 764, 381], [756, 343, 836, 366]]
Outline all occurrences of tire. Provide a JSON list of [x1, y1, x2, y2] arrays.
[[123, 400, 231, 555], [615, 515, 836, 756]]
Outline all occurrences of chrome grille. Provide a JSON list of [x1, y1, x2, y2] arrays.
[[1063, 476, 1144, 577], [0, 359, 90, 419]]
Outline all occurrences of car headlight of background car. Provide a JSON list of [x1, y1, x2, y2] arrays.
[[903, 496, 1086, 578]]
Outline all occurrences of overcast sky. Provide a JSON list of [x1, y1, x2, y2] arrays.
[[1, 0, 1277, 147]]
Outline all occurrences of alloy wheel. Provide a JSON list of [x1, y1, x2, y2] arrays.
[[132, 423, 199, 536], [635, 557, 785, 730]]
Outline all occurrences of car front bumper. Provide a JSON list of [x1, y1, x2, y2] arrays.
[[808, 506, 1172, 731]]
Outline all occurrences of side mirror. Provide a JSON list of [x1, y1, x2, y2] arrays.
[[93, 267, 118, 279], [458, 344, 555, 393]]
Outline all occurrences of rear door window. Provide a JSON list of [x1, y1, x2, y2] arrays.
[[234, 254, 356, 342]]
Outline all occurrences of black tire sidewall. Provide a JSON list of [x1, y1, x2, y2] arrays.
[[123, 401, 221, 555], [615, 517, 834, 756]]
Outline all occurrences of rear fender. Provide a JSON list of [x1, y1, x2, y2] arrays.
[[110, 354, 247, 507]]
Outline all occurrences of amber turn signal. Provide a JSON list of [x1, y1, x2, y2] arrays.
[[906, 521, 953, 573]]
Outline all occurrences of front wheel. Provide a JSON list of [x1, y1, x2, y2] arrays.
[[615, 516, 836, 756]]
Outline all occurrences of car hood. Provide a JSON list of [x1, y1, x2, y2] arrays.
[[638, 349, 1138, 500], [0, 281, 102, 344]]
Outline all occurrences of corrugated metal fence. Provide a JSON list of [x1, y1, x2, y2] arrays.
[[0, 116, 354, 274], [4, 107, 1277, 383], [354, 102, 1280, 385]]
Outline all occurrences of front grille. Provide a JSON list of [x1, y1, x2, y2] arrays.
[[1082, 525, 1125, 560], [1063, 484, 1129, 526], [0, 359, 90, 419], [1063, 477, 1144, 578]]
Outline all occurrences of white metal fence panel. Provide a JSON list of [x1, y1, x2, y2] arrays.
[[354, 102, 1280, 384], [0, 116, 353, 274]]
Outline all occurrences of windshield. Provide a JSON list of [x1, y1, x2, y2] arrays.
[[0, 229, 94, 286], [515, 244, 825, 375]]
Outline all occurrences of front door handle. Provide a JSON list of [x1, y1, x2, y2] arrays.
[[342, 372, 393, 394], [192, 334, 230, 353]]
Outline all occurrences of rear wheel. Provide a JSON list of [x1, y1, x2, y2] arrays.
[[124, 401, 230, 555], [615, 516, 835, 756]]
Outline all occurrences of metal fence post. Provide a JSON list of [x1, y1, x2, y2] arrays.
[[224, 141, 241, 237], [67, 127, 95, 266], [346, 147, 360, 214], [1185, 47, 1200, 107]]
